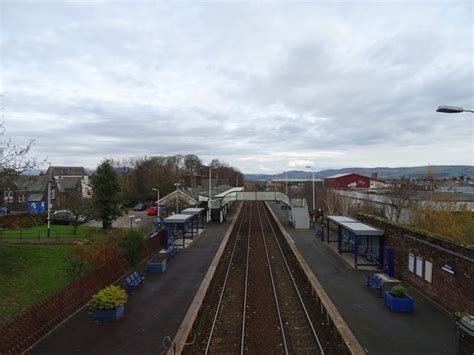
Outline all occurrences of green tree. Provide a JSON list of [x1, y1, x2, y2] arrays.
[[91, 159, 122, 229]]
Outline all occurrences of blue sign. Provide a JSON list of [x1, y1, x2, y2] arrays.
[[442, 262, 455, 275], [27, 201, 46, 214]]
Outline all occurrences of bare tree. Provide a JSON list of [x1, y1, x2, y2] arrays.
[[0, 123, 42, 176], [384, 177, 416, 222]]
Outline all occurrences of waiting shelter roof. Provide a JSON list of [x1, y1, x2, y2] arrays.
[[164, 214, 193, 224], [338, 221, 384, 236], [326, 215, 359, 223], [181, 208, 205, 215]]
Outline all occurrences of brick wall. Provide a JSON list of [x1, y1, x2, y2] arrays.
[[0, 232, 162, 354], [358, 213, 473, 314]]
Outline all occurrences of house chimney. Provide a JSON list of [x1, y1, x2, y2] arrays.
[[371, 172, 378, 179]]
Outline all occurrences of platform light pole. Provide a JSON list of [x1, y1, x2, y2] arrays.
[[208, 167, 217, 222], [47, 163, 52, 238], [285, 171, 288, 196], [306, 165, 315, 228], [174, 183, 180, 213], [152, 187, 160, 215], [436, 105, 474, 113]]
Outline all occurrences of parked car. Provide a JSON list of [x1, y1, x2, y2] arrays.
[[133, 203, 147, 211], [50, 210, 87, 225], [147, 206, 158, 216], [0, 206, 10, 215]]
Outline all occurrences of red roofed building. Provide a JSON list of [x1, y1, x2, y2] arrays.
[[324, 173, 387, 190]]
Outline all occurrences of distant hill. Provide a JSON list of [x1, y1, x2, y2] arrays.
[[244, 165, 474, 181]]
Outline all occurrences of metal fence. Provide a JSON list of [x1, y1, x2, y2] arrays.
[[0, 229, 90, 242]]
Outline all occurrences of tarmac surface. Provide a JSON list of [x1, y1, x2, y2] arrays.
[[269, 202, 455, 355], [29, 205, 240, 355]]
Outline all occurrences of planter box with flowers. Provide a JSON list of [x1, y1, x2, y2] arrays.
[[90, 285, 128, 321], [384, 285, 414, 313]]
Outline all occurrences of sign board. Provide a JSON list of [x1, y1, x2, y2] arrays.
[[424, 261, 433, 283], [442, 262, 455, 275], [408, 253, 415, 273], [416, 256, 424, 277]]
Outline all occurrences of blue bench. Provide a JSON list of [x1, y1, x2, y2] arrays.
[[166, 245, 177, 258], [366, 274, 384, 297], [125, 271, 145, 295]]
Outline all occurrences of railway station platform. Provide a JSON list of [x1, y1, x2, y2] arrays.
[[268, 202, 456, 355], [28, 204, 241, 355]]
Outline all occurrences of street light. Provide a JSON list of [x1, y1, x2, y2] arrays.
[[152, 188, 160, 215], [305, 165, 315, 212], [285, 170, 288, 196], [208, 167, 217, 222], [436, 105, 474, 113], [174, 183, 180, 213], [47, 162, 52, 238]]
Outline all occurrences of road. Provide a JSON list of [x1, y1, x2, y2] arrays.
[[85, 210, 157, 229]]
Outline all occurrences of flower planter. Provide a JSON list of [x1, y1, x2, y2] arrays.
[[93, 304, 125, 321], [384, 291, 414, 313], [147, 259, 167, 274]]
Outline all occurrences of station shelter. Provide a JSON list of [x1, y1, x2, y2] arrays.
[[164, 214, 195, 249], [325, 215, 384, 269], [181, 208, 206, 230]]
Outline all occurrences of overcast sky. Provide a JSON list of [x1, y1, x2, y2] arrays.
[[1, 0, 473, 173]]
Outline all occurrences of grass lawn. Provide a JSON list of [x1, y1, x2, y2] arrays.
[[0, 244, 73, 324], [0, 224, 104, 240]]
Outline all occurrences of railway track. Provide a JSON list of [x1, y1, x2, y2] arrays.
[[186, 201, 336, 354]]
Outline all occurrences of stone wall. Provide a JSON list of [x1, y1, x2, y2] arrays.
[[358, 213, 473, 314]]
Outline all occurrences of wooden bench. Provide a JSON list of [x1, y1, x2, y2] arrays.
[[125, 271, 145, 295]]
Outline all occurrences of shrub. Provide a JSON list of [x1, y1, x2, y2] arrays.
[[90, 285, 128, 309], [391, 285, 408, 298], [119, 229, 145, 266], [65, 233, 121, 280]]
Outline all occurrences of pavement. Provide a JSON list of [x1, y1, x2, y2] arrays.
[[29, 205, 240, 355], [269, 202, 455, 355], [85, 210, 157, 229]]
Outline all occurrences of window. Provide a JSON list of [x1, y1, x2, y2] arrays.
[[3, 189, 13, 202], [18, 193, 26, 203], [51, 188, 56, 200]]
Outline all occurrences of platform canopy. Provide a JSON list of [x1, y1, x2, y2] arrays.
[[326, 215, 359, 224], [164, 214, 193, 224], [181, 208, 205, 216], [338, 221, 384, 236]]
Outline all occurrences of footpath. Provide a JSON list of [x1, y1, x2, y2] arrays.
[[29, 207, 239, 355], [269, 202, 455, 355]]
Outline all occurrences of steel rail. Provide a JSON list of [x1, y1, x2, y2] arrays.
[[261, 202, 325, 354], [256, 201, 289, 354], [240, 201, 252, 354], [204, 202, 250, 355]]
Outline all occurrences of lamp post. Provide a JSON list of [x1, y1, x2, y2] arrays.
[[306, 165, 315, 228], [152, 187, 160, 215], [285, 171, 288, 196], [436, 105, 474, 113], [174, 183, 180, 213], [208, 167, 216, 222], [47, 163, 52, 238]]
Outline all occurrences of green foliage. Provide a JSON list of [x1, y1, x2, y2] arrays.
[[119, 229, 145, 266], [90, 285, 127, 309], [391, 285, 408, 298], [91, 159, 123, 229]]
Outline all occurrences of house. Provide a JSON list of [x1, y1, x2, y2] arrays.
[[324, 173, 388, 190], [1, 175, 56, 212], [44, 166, 92, 198]]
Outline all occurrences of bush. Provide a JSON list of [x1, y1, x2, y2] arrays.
[[119, 229, 145, 266], [391, 285, 408, 298], [65, 233, 121, 280], [90, 285, 128, 309]]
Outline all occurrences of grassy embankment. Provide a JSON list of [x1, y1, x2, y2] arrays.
[[0, 244, 72, 324]]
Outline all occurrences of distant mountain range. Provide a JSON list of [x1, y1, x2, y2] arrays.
[[244, 165, 474, 181]]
